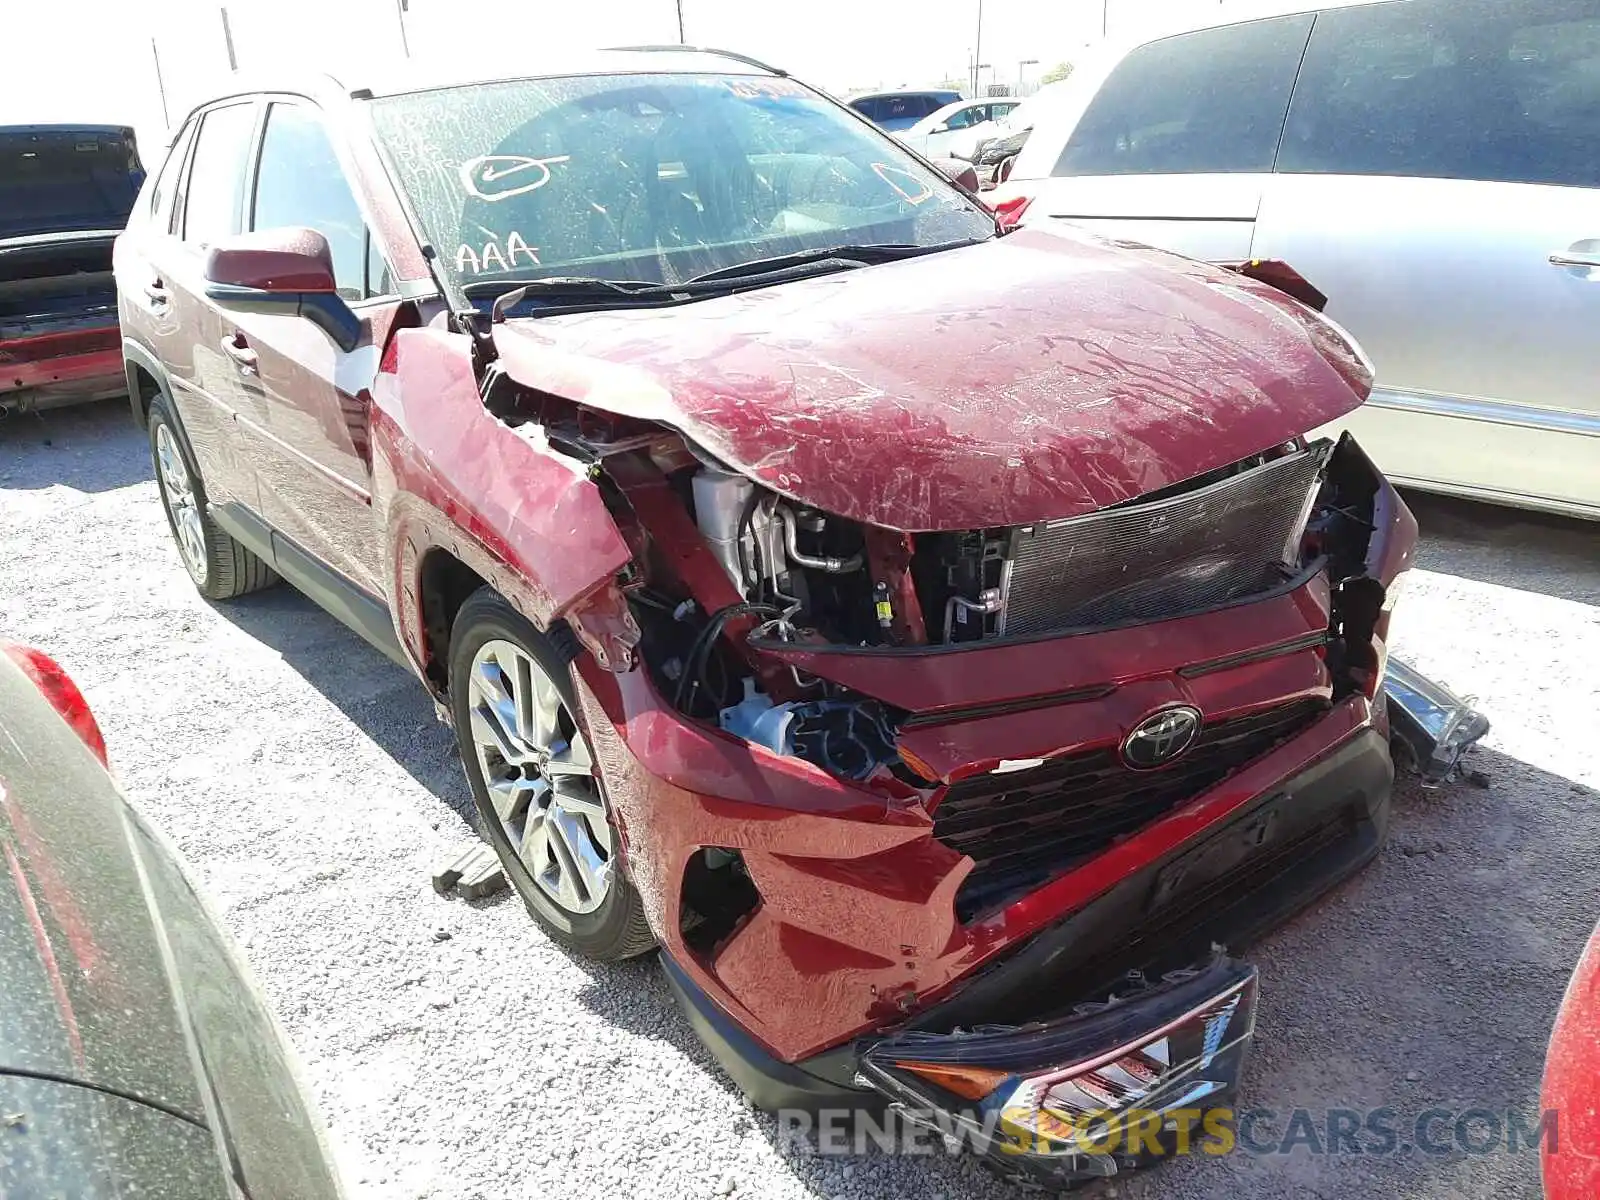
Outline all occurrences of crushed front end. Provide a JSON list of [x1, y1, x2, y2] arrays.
[[479, 367, 1471, 1188]]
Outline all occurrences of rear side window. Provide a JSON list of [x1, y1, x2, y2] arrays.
[[1053, 14, 1314, 176], [181, 103, 257, 247], [1280, 0, 1600, 187], [876, 94, 940, 124], [148, 118, 198, 233], [251, 103, 368, 299], [850, 97, 882, 121]]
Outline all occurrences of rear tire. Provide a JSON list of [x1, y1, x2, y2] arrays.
[[449, 587, 655, 962], [148, 395, 277, 600]]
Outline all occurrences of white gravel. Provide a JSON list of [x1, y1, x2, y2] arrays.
[[2, 400, 1596, 1200]]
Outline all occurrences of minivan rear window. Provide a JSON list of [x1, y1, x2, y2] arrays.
[[1053, 14, 1314, 177], [1278, 0, 1600, 188]]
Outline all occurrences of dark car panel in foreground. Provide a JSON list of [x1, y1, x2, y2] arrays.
[[0, 646, 343, 1198], [114, 49, 1485, 1186]]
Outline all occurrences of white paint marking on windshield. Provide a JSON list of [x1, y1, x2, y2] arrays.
[[455, 230, 542, 276], [459, 154, 571, 202], [505, 231, 540, 267]]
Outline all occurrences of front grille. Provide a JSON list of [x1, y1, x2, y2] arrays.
[[999, 450, 1324, 637], [1034, 809, 1358, 1019], [934, 698, 1330, 920]]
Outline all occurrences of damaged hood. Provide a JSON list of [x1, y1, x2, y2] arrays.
[[492, 227, 1370, 531]]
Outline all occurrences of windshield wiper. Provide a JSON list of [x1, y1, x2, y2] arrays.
[[680, 240, 984, 285], [463, 239, 989, 314], [462, 276, 665, 299]]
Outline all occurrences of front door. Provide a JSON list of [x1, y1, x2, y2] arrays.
[[231, 99, 398, 596]]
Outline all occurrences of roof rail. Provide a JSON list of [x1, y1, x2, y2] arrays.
[[606, 44, 788, 77]]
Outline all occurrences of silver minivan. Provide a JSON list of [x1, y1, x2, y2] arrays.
[[995, 0, 1600, 520]]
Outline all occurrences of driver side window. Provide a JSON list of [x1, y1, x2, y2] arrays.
[[251, 103, 376, 300]]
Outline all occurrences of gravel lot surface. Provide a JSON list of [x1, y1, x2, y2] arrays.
[[2, 400, 1596, 1200]]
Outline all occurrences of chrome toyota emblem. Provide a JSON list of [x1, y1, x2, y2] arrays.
[[1121, 706, 1202, 770]]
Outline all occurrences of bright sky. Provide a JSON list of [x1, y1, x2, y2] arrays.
[[3, 0, 1240, 153]]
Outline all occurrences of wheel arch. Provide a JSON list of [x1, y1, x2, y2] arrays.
[[122, 338, 170, 429], [415, 547, 489, 692], [127, 345, 208, 502]]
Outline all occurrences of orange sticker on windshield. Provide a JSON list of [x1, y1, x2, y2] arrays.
[[872, 162, 934, 206]]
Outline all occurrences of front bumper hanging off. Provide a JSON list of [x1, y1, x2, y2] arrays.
[[659, 660, 1488, 1186], [858, 956, 1258, 1186]]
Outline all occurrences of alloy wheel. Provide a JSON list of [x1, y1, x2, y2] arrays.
[[466, 639, 611, 914], [154, 423, 208, 586]]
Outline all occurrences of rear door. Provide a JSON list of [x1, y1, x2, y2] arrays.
[[1019, 15, 1314, 261], [138, 101, 264, 511], [1252, 0, 1600, 516], [234, 99, 397, 595], [117, 115, 197, 355]]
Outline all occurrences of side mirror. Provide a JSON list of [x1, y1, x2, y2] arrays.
[[928, 157, 982, 195], [203, 227, 362, 352], [930, 122, 950, 135]]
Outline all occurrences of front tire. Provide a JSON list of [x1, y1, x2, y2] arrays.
[[448, 587, 654, 961], [148, 395, 277, 600]]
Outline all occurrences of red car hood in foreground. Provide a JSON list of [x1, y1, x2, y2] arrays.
[[493, 227, 1370, 531], [1544, 923, 1600, 1199]]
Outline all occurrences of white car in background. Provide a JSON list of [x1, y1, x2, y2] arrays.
[[989, 0, 1600, 520], [959, 84, 1073, 182], [897, 97, 1020, 159]]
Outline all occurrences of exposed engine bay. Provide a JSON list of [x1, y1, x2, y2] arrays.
[[490, 375, 1395, 796], [670, 440, 1333, 659]]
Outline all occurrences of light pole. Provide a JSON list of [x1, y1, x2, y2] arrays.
[[971, 0, 983, 95], [395, 0, 411, 58], [676, 0, 685, 42], [219, 6, 238, 71], [152, 38, 170, 127]]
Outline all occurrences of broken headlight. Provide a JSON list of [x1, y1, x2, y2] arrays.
[[857, 958, 1258, 1183]]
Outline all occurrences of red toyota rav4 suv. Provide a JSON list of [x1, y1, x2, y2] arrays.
[[116, 48, 1465, 1184]]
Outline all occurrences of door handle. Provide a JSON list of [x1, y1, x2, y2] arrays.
[[220, 335, 258, 374], [143, 279, 171, 307], [1549, 250, 1600, 269]]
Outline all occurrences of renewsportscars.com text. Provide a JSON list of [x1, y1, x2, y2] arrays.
[[776, 1106, 1559, 1159]]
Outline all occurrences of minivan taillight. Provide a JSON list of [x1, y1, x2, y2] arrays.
[[3, 644, 108, 767]]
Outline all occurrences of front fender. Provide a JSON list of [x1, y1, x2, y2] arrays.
[[369, 326, 633, 678]]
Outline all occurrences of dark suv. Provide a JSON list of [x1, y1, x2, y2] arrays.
[[847, 88, 964, 130], [115, 47, 1461, 1186]]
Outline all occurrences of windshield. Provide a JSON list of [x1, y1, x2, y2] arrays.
[[369, 73, 994, 303]]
